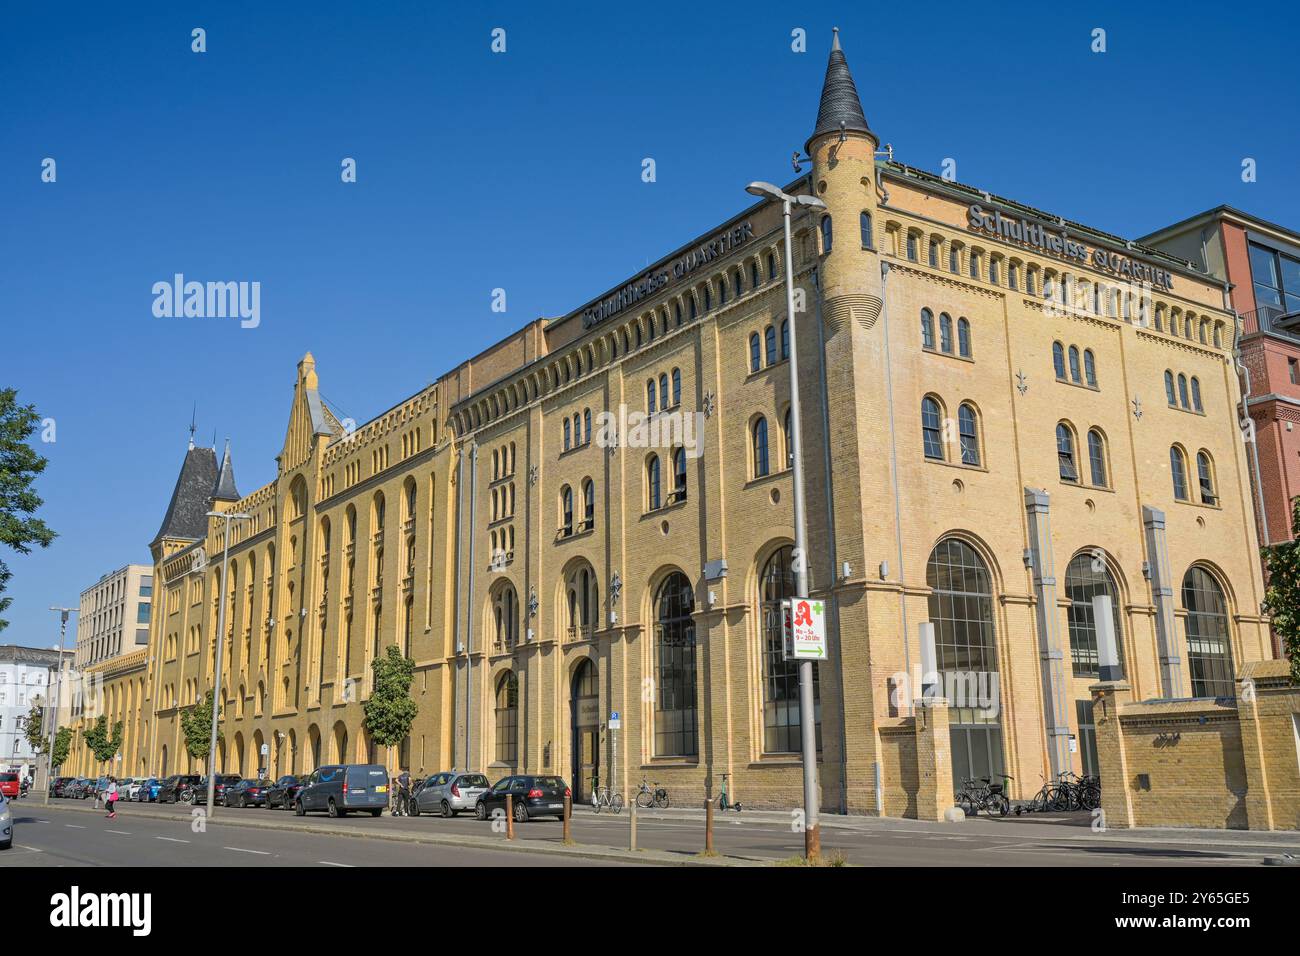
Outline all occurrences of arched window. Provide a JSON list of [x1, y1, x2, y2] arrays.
[[1083, 349, 1096, 387], [1053, 342, 1067, 379], [566, 566, 597, 634], [1170, 446, 1189, 500], [659, 373, 669, 410], [1087, 429, 1107, 487], [675, 300, 683, 326], [653, 572, 697, 757], [749, 260, 759, 287], [749, 333, 761, 372], [957, 317, 971, 358], [1068, 345, 1081, 383], [760, 545, 821, 753], [820, 215, 833, 254], [948, 245, 960, 273], [860, 211, 872, 248], [1057, 424, 1078, 482], [671, 368, 681, 407], [989, 258, 1000, 285], [584, 408, 592, 444], [927, 539, 1003, 785], [922, 397, 944, 460], [765, 325, 777, 366], [563, 417, 571, 451], [703, 286, 711, 311], [1197, 451, 1217, 505], [1191, 377, 1203, 413], [939, 313, 953, 353], [647, 379, 657, 413], [689, 294, 697, 320], [1165, 370, 1177, 406], [1182, 567, 1234, 698], [1064, 552, 1124, 678], [646, 456, 661, 511], [1008, 263, 1020, 290], [733, 270, 742, 298], [958, 403, 980, 466], [560, 485, 573, 536], [783, 407, 793, 469], [906, 233, 918, 261], [752, 417, 770, 477], [493, 584, 518, 649], [928, 238, 940, 267], [780, 319, 790, 360], [672, 447, 687, 501], [969, 251, 981, 279], [582, 478, 595, 527], [718, 276, 727, 306], [767, 253, 777, 281], [572, 412, 581, 443], [1177, 374, 1189, 409], [1026, 270, 1037, 296], [922, 308, 936, 350], [494, 672, 519, 764]]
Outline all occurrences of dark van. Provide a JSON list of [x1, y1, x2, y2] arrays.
[[294, 764, 388, 818]]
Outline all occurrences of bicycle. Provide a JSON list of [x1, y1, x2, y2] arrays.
[[390, 786, 413, 817], [634, 777, 670, 809], [717, 772, 742, 812], [956, 773, 1012, 816], [590, 775, 623, 813]]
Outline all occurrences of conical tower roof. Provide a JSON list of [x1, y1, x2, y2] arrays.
[[806, 28, 872, 152], [213, 439, 240, 502]]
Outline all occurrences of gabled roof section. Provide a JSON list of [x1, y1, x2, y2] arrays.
[[806, 28, 872, 152], [281, 352, 340, 473], [151, 446, 219, 546]]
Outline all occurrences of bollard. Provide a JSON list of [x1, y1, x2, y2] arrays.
[[704, 796, 714, 854], [629, 797, 638, 851], [506, 794, 516, 840], [563, 792, 572, 844]]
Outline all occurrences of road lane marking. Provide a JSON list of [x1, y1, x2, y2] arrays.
[[156, 836, 189, 843], [64, 824, 86, 829], [224, 846, 270, 855], [106, 829, 131, 835], [319, 861, 354, 867]]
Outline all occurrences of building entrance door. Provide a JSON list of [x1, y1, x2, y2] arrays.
[[570, 659, 599, 802]]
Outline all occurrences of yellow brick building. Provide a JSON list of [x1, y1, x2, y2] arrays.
[[135, 31, 1272, 814]]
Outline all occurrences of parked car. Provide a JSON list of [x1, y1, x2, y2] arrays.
[[51, 776, 74, 798], [413, 771, 489, 818], [90, 777, 111, 802], [224, 778, 271, 808], [0, 773, 19, 800], [157, 774, 203, 804], [265, 774, 306, 810], [67, 777, 94, 799], [294, 764, 388, 817], [474, 775, 570, 822], [0, 793, 12, 850], [202, 774, 242, 805], [134, 777, 161, 802]]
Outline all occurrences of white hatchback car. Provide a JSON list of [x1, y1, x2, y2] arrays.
[[0, 793, 13, 850], [412, 771, 490, 817]]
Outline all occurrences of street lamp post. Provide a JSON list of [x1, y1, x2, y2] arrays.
[[43, 607, 77, 806], [204, 510, 251, 816], [746, 181, 828, 860]]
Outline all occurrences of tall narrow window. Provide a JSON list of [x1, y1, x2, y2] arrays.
[[922, 308, 935, 350], [582, 478, 595, 526], [1053, 342, 1067, 379], [1197, 451, 1217, 505], [671, 368, 681, 407], [750, 333, 761, 372], [820, 215, 832, 254], [765, 325, 777, 366], [929, 238, 940, 267], [939, 313, 953, 353], [949, 246, 960, 273], [653, 572, 698, 757], [1065, 553, 1124, 678], [672, 447, 687, 501], [1165, 371, 1177, 406], [759, 546, 821, 753], [560, 485, 573, 536], [1170, 446, 1189, 500], [584, 408, 591, 443], [1083, 350, 1097, 387], [989, 258, 1000, 285], [767, 253, 777, 281], [494, 672, 518, 764], [563, 418, 571, 451], [1191, 377, 1203, 413], [1068, 346, 1081, 383], [1182, 567, 1234, 698], [780, 319, 790, 360], [1177, 374, 1189, 409], [733, 270, 742, 298], [703, 286, 711, 311], [647, 379, 657, 414], [906, 234, 918, 261], [860, 211, 872, 248], [718, 276, 727, 305], [749, 261, 759, 288], [1057, 424, 1078, 482], [1009, 263, 1020, 290], [783, 408, 793, 469], [646, 456, 661, 511], [922, 398, 944, 460], [752, 417, 770, 477], [659, 373, 669, 410], [969, 252, 981, 279], [957, 318, 971, 358], [958, 403, 980, 466], [1087, 430, 1107, 487]]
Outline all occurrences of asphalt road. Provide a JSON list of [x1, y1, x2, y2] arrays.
[[0, 804, 627, 867], [8, 796, 1293, 867]]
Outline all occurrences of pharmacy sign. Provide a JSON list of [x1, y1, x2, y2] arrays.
[[782, 597, 827, 661]]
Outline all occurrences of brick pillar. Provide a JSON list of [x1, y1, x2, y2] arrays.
[[913, 696, 953, 822], [1090, 680, 1134, 829], [1237, 661, 1279, 832]]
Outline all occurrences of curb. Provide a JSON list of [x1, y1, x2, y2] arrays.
[[32, 799, 765, 867]]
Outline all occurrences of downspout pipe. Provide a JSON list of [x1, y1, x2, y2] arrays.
[[465, 443, 478, 769], [880, 261, 912, 686]]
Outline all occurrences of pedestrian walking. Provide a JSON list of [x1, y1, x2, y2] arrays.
[[104, 777, 119, 820]]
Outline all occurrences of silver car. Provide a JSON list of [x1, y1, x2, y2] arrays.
[[0, 793, 12, 850], [412, 771, 489, 817]]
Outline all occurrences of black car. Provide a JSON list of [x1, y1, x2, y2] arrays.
[[265, 774, 306, 810], [223, 778, 271, 808], [157, 774, 203, 804], [51, 777, 74, 798], [202, 774, 243, 805], [474, 775, 569, 822]]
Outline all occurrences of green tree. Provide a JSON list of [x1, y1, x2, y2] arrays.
[[22, 701, 44, 753], [180, 690, 216, 763], [0, 388, 57, 632], [51, 726, 72, 770], [1261, 497, 1300, 684], [363, 645, 418, 764], [81, 714, 123, 767]]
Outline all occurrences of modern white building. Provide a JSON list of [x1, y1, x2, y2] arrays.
[[0, 645, 73, 775], [77, 563, 153, 668]]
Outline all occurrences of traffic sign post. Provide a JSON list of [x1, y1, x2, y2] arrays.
[[608, 711, 620, 799]]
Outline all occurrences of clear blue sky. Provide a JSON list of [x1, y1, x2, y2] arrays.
[[2, 0, 1298, 649]]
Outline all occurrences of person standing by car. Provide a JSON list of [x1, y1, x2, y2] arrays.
[[392, 768, 412, 815], [104, 777, 119, 820]]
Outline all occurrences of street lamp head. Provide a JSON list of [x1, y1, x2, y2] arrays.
[[746, 181, 784, 201], [206, 510, 252, 521], [794, 194, 829, 212]]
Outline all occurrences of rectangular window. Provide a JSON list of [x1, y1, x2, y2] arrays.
[[1290, 358, 1298, 385], [1076, 700, 1098, 778]]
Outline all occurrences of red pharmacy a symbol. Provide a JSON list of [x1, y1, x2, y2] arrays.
[[794, 601, 812, 627]]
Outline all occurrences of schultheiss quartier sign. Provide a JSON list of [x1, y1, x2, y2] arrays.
[[582, 221, 755, 329], [967, 203, 1174, 291]]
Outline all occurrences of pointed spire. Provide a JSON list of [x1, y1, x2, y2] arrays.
[[806, 27, 872, 152], [188, 403, 197, 450], [213, 438, 240, 502]]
